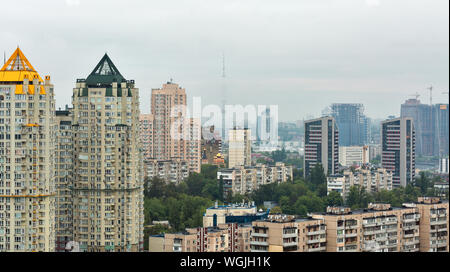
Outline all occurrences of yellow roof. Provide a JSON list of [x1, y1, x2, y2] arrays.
[[0, 47, 44, 84]]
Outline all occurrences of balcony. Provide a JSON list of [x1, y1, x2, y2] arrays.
[[283, 232, 297, 239], [251, 249, 268, 252], [345, 232, 358, 238], [283, 241, 298, 247], [308, 246, 326, 252], [252, 232, 268, 238], [250, 241, 269, 246], [307, 230, 326, 236]]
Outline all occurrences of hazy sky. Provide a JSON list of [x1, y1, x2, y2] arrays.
[[1, 0, 448, 121]]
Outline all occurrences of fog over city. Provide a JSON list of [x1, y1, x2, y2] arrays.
[[1, 0, 448, 121]]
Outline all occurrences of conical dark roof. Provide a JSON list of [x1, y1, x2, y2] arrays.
[[85, 53, 126, 86]]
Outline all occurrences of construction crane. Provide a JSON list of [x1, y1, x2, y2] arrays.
[[409, 92, 420, 100], [428, 85, 433, 105]]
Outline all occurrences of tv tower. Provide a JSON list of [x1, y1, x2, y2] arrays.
[[221, 52, 227, 141]]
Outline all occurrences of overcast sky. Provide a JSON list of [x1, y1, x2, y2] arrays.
[[1, 0, 448, 121]]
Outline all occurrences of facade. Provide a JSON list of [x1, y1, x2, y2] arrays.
[[330, 103, 369, 147], [139, 114, 153, 161], [312, 204, 422, 252], [55, 108, 74, 251], [217, 163, 293, 196], [150, 82, 201, 173], [0, 48, 56, 252], [368, 144, 382, 161], [144, 159, 189, 184], [415, 197, 449, 252], [71, 54, 144, 252], [381, 117, 416, 188], [228, 128, 252, 168], [327, 168, 393, 199], [304, 116, 339, 178], [338, 145, 369, 167], [251, 215, 327, 252], [157, 223, 252, 252]]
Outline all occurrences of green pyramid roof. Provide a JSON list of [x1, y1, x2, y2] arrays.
[[85, 53, 126, 86]]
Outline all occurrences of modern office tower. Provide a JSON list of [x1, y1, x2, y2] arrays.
[[338, 145, 369, 167], [416, 197, 449, 252], [381, 117, 416, 188], [71, 54, 144, 252], [55, 107, 74, 252], [433, 104, 449, 157], [139, 114, 153, 161], [217, 163, 293, 196], [330, 103, 369, 146], [251, 215, 327, 252], [256, 108, 271, 142], [303, 116, 339, 178], [228, 128, 252, 168], [401, 99, 435, 156], [0, 48, 56, 252], [150, 82, 201, 173]]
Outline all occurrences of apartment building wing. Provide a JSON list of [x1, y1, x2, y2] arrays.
[[415, 197, 449, 252], [251, 215, 327, 252]]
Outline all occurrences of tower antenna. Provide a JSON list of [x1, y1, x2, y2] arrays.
[[428, 85, 433, 105]]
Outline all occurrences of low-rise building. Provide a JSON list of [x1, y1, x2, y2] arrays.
[[154, 223, 252, 252], [203, 202, 269, 228], [217, 163, 293, 196], [339, 146, 369, 167]]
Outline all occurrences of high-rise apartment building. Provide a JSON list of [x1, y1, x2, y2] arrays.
[[434, 104, 449, 157], [201, 125, 223, 166], [228, 128, 252, 168], [381, 117, 416, 188], [71, 54, 144, 252], [0, 48, 56, 252], [304, 116, 339, 178], [150, 82, 201, 173], [330, 103, 369, 146], [55, 107, 74, 252]]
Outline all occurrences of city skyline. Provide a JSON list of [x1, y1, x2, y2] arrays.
[[1, 0, 448, 122]]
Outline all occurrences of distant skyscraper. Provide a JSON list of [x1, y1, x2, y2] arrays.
[[401, 99, 435, 156], [139, 113, 154, 161], [330, 103, 368, 146], [304, 116, 339, 178], [0, 48, 56, 252], [433, 104, 449, 157], [381, 117, 416, 188], [72, 54, 144, 252], [228, 128, 252, 168]]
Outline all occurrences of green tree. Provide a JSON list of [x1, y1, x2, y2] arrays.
[[325, 191, 344, 207]]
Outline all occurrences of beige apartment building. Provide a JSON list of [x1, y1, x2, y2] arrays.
[[251, 214, 327, 252], [311, 204, 422, 252], [327, 167, 393, 199], [71, 54, 144, 252], [149, 82, 201, 173], [228, 128, 252, 168], [0, 48, 57, 252], [217, 163, 293, 196], [415, 197, 449, 252], [150, 223, 252, 252], [139, 113, 153, 161], [144, 159, 189, 184], [55, 108, 74, 251]]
